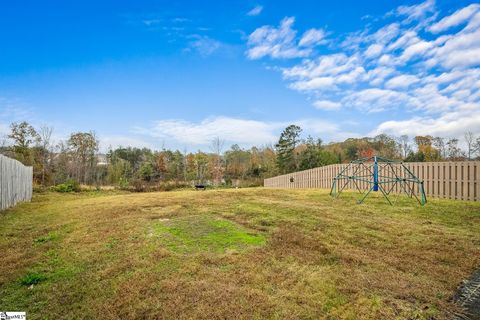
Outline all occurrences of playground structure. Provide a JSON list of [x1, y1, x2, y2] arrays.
[[330, 156, 427, 206]]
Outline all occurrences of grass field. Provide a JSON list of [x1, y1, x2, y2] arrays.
[[1, 188, 479, 319]]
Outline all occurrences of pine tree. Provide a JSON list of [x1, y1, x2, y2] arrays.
[[275, 125, 301, 174]]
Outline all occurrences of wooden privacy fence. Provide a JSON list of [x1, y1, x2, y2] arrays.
[[0, 154, 33, 210], [264, 161, 480, 201]]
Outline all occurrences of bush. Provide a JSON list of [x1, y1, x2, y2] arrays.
[[51, 179, 81, 193], [33, 184, 47, 193], [132, 179, 146, 192], [117, 177, 130, 190]]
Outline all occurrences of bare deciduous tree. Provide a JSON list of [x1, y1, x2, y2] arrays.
[[474, 137, 480, 160], [210, 137, 225, 185], [68, 131, 99, 185], [397, 135, 411, 158], [464, 131, 477, 160], [38, 126, 54, 185], [433, 137, 447, 159], [446, 138, 464, 161]]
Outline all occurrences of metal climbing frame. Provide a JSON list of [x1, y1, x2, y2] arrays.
[[330, 156, 427, 206]]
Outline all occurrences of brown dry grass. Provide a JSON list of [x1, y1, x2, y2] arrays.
[[1, 188, 479, 319]]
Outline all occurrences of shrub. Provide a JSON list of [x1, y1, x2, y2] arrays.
[[33, 184, 47, 193], [132, 179, 146, 192], [51, 179, 80, 193], [117, 177, 130, 190]]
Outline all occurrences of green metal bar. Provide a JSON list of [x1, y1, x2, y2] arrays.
[[357, 185, 374, 204], [351, 178, 365, 194], [420, 181, 427, 205], [401, 163, 422, 182], [331, 163, 352, 198], [378, 176, 421, 183], [351, 156, 375, 163], [350, 177, 375, 184], [378, 184, 393, 205], [338, 178, 352, 194], [405, 180, 422, 205], [378, 178, 402, 183], [330, 177, 340, 198], [385, 180, 398, 195], [375, 156, 402, 163]]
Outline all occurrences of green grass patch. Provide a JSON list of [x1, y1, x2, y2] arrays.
[[20, 271, 48, 286], [153, 215, 265, 253], [33, 231, 58, 244]]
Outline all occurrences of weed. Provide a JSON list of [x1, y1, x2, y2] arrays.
[[20, 271, 47, 286], [33, 232, 58, 244]]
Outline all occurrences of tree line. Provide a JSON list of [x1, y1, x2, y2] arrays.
[[1, 122, 479, 190]]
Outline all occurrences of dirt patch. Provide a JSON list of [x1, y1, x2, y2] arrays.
[[141, 204, 185, 218], [454, 269, 480, 320]]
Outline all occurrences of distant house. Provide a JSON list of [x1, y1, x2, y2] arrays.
[[97, 154, 108, 166]]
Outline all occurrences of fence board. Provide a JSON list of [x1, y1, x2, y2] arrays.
[[0, 154, 33, 210], [264, 161, 480, 201]]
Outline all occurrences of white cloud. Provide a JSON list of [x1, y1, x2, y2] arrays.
[[364, 44, 384, 59], [292, 119, 340, 135], [142, 19, 161, 26], [464, 11, 480, 32], [426, 28, 480, 69], [282, 54, 361, 83], [372, 108, 480, 137], [289, 77, 336, 91], [186, 35, 222, 57], [247, 5, 263, 16], [386, 30, 419, 51], [100, 135, 154, 151], [134, 116, 345, 148], [378, 54, 394, 66], [313, 100, 341, 110], [246, 19, 328, 60], [385, 74, 420, 89], [138, 117, 279, 146], [365, 66, 395, 85], [246, 17, 312, 59], [429, 3, 480, 33], [343, 88, 418, 112], [299, 28, 327, 47], [395, 0, 436, 23], [371, 23, 401, 44], [399, 39, 434, 62]]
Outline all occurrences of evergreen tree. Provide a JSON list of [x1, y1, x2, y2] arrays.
[[275, 125, 301, 174], [299, 137, 339, 170]]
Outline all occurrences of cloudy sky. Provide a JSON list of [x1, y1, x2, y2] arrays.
[[1, 0, 479, 151]]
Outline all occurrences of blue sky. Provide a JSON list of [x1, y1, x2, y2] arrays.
[[1, 0, 479, 151]]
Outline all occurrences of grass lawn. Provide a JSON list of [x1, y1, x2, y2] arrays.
[[1, 188, 479, 319]]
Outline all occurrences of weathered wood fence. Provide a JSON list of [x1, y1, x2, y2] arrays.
[[0, 154, 33, 210], [264, 161, 480, 201]]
